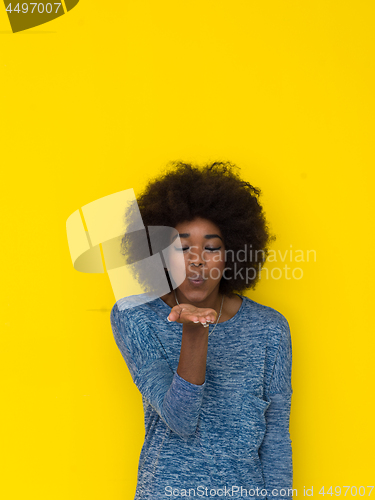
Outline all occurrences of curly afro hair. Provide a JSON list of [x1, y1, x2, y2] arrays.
[[121, 160, 275, 296]]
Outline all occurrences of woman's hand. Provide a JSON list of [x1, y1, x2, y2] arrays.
[[167, 303, 218, 328]]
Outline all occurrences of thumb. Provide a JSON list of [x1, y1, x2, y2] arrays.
[[167, 305, 182, 322]]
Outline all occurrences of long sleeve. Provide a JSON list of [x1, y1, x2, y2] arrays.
[[110, 303, 206, 440], [259, 320, 293, 499]]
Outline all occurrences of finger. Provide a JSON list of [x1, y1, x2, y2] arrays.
[[180, 312, 200, 324], [167, 306, 182, 322], [198, 316, 209, 327], [202, 314, 215, 324], [186, 316, 202, 324]]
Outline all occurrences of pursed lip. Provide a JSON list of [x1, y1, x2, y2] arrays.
[[188, 274, 207, 282]]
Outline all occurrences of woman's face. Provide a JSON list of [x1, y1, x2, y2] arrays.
[[169, 217, 226, 304]]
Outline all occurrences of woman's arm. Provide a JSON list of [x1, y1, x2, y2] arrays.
[[259, 322, 293, 500], [176, 322, 208, 385], [110, 303, 209, 440]]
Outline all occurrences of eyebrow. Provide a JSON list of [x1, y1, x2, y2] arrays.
[[172, 233, 223, 242]]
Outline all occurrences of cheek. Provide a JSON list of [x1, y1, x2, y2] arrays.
[[212, 251, 226, 266], [167, 252, 188, 285], [207, 253, 226, 277]]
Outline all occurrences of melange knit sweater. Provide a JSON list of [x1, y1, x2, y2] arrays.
[[110, 293, 293, 500]]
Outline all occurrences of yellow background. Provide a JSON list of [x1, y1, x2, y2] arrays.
[[1, 1, 374, 499]]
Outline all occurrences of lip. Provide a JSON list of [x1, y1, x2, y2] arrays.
[[188, 276, 206, 285], [188, 273, 206, 280]]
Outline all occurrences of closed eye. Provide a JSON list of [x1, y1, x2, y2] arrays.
[[174, 247, 221, 252]]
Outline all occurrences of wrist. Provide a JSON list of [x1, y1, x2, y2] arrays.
[[182, 322, 209, 336]]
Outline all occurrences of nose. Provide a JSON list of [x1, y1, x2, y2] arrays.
[[189, 251, 205, 268]]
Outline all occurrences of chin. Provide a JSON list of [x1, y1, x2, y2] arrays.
[[180, 284, 213, 301]]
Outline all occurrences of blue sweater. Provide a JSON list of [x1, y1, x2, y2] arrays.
[[110, 293, 293, 499]]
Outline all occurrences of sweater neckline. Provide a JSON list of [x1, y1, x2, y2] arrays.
[[156, 293, 246, 326]]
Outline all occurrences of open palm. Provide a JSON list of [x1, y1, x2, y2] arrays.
[[167, 303, 218, 327]]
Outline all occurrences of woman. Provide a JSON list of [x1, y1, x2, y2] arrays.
[[110, 161, 293, 499]]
